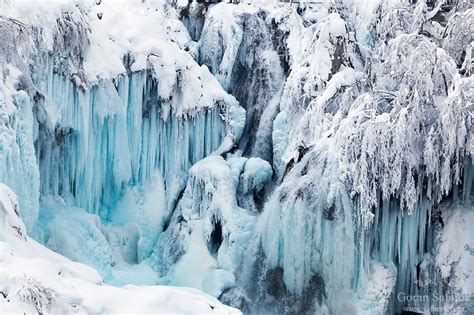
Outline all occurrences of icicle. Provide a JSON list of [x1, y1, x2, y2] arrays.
[[32, 52, 241, 220]]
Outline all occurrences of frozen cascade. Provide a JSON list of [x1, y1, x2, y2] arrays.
[[0, 0, 473, 314], [198, 3, 287, 161], [0, 0, 246, 284], [202, 2, 473, 314], [34, 61, 234, 218]]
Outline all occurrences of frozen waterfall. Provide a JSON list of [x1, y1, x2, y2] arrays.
[[1, 0, 473, 314]]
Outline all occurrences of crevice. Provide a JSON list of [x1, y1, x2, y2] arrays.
[[208, 218, 223, 255]]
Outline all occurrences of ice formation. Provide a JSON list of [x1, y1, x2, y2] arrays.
[[0, 184, 240, 314], [0, 0, 244, 226], [0, 0, 473, 314]]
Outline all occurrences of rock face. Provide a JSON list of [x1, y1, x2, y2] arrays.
[[0, 0, 473, 314]]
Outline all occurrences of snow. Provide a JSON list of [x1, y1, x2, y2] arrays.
[[240, 158, 272, 194], [150, 155, 258, 298], [357, 261, 397, 314], [0, 0, 473, 314], [82, 0, 188, 83], [254, 19, 470, 311], [0, 184, 241, 314], [82, 0, 241, 117], [0, 183, 26, 242]]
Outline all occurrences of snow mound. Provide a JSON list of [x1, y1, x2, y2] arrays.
[[240, 158, 272, 194], [0, 184, 241, 314], [150, 156, 257, 297]]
